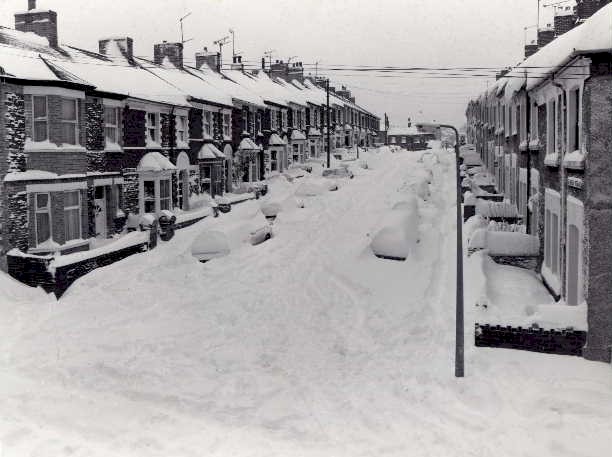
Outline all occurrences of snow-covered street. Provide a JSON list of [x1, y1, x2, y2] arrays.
[[1, 146, 611, 456]]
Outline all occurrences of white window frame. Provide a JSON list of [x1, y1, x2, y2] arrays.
[[390, 136, 396, 144], [32, 95, 49, 142], [223, 112, 231, 138], [203, 111, 212, 138], [34, 192, 52, 246], [518, 168, 528, 217], [176, 115, 188, 144], [546, 99, 556, 154], [63, 190, 82, 242], [104, 106, 119, 144], [401, 136, 407, 144], [530, 103, 539, 141], [567, 86, 582, 153], [60, 98, 79, 145], [146, 112, 159, 145]]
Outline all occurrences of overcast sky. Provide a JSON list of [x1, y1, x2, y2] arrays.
[[1, 0, 558, 127]]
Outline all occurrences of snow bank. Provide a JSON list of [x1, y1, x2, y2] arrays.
[[476, 200, 518, 218], [370, 201, 419, 259], [469, 230, 539, 256]]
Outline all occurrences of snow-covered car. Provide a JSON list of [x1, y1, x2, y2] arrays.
[[322, 167, 354, 179], [190, 210, 272, 262], [249, 224, 273, 245], [215, 196, 231, 213], [370, 199, 419, 261], [282, 168, 305, 182], [191, 230, 231, 262], [260, 196, 304, 218]]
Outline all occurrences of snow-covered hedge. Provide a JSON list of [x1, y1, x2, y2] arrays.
[[469, 230, 539, 256]]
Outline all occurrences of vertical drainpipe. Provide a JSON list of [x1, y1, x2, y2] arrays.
[[526, 88, 532, 234]]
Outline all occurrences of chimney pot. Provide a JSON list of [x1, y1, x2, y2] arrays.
[[28, 0, 36, 10]]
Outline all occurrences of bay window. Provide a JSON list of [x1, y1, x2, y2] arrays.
[[143, 180, 156, 213], [64, 190, 81, 242], [35, 192, 51, 246], [33, 96, 48, 142], [61, 98, 78, 145]]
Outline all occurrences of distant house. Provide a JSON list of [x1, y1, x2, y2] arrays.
[[386, 127, 431, 150]]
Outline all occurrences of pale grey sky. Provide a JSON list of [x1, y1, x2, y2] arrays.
[[1, 0, 556, 127]]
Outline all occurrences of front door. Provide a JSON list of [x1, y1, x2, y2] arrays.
[[94, 186, 107, 238]]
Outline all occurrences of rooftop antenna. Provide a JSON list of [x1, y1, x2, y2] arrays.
[[214, 35, 230, 70], [179, 12, 193, 45], [229, 28, 236, 58], [314, 60, 322, 78]]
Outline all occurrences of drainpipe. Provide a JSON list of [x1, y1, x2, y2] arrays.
[[526, 90, 532, 234]]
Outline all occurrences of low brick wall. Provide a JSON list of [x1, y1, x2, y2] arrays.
[[490, 254, 539, 271], [7, 240, 149, 297], [475, 324, 587, 356]]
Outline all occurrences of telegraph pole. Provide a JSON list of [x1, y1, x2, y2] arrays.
[[326, 79, 331, 168]]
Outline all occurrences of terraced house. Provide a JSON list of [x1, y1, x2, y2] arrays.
[[0, 1, 379, 268], [465, 2, 612, 361]]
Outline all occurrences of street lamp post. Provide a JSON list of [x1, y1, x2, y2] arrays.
[[417, 123, 464, 378]]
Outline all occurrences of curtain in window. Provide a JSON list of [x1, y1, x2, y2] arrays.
[[61, 99, 77, 145], [35, 193, 51, 244], [160, 179, 171, 211], [33, 97, 48, 142], [64, 191, 81, 241]]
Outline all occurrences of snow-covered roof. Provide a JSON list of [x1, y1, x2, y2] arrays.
[[137, 152, 177, 172], [500, 4, 612, 99], [238, 138, 261, 150], [223, 69, 287, 107], [269, 133, 285, 145], [140, 60, 234, 108], [198, 143, 223, 159], [290, 130, 307, 141]]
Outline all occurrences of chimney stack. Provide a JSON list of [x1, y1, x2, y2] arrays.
[[154, 41, 184, 69], [99, 37, 134, 62], [537, 27, 555, 49], [524, 41, 538, 58], [287, 60, 304, 83], [231, 55, 244, 70], [554, 6, 577, 36], [270, 60, 289, 81], [575, 0, 606, 21], [195, 47, 220, 72], [14, 0, 58, 47]]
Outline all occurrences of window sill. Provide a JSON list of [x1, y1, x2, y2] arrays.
[[562, 150, 586, 170], [528, 139, 541, 151], [519, 140, 529, 152], [544, 153, 560, 167]]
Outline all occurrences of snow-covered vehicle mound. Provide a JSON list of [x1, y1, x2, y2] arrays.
[[191, 208, 272, 262], [260, 195, 304, 217], [370, 199, 420, 261], [322, 167, 354, 179], [191, 230, 232, 262], [294, 178, 338, 197]]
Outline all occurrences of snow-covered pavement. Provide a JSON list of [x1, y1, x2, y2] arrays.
[[1, 146, 611, 456]]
